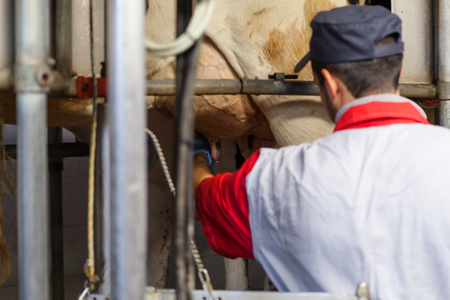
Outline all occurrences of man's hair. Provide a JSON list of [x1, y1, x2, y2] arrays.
[[311, 35, 403, 98]]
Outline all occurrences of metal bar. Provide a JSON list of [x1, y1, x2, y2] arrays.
[[48, 79, 441, 99], [0, 0, 14, 90], [398, 84, 437, 100], [48, 6, 72, 297], [48, 128, 65, 300], [0, 76, 439, 100], [99, 0, 111, 294], [434, 0, 439, 82], [15, 0, 51, 298], [147, 80, 437, 99], [146, 80, 435, 98], [147, 79, 319, 96], [0, 69, 76, 95], [145, 289, 360, 300], [16, 94, 49, 300], [108, 0, 148, 298], [438, 0, 450, 127], [173, 0, 199, 299], [0, 76, 440, 99], [55, 0, 72, 76], [49, 69, 78, 96], [0, 0, 13, 71], [4, 142, 89, 159], [98, 103, 111, 296]]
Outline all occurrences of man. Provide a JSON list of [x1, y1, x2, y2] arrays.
[[193, 5, 450, 299]]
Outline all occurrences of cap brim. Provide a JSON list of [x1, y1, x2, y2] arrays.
[[294, 52, 311, 73]]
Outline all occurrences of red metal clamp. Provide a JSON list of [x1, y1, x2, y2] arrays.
[[76, 76, 108, 99]]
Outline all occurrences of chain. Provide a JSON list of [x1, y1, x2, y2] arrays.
[[78, 286, 90, 300], [190, 240, 216, 300], [145, 128, 216, 299], [145, 129, 176, 197]]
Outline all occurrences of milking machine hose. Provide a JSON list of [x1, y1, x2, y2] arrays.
[[145, 0, 215, 56]]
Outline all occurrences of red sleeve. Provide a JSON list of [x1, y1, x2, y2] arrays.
[[195, 149, 261, 259]]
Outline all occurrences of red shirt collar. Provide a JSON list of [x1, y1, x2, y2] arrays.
[[333, 96, 429, 132]]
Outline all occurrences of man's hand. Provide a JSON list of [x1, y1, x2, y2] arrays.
[[193, 136, 214, 168], [193, 136, 214, 193], [193, 152, 214, 192]]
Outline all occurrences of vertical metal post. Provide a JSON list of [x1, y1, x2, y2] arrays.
[[0, 0, 13, 69], [438, 0, 450, 127], [98, 103, 111, 296], [55, 0, 72, 76], [0, 0, 14, 88], [48, 1, 71, 298], [174, 1, 201, 299], [15, 0, 51, 299], [48, 127, 65, 300], [108, 0, 148, 299], [99, 0, 111, 295]]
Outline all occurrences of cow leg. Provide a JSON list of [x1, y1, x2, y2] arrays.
[[224, 258, 248, 290], [146, 110, 175, 288], [255, 95, 334, 147]]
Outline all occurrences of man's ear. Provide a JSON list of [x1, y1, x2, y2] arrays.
[[321, 68, 338, 99]]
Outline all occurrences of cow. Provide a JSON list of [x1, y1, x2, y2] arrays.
[[147, 0, 345, 158], [0, 0, 365, 287], [146, 0, 362, 289]]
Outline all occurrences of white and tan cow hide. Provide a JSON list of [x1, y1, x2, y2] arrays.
[[0, 0, 361, 287], [147, 0, 349, 153]]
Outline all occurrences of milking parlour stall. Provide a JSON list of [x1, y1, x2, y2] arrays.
[[0, 0, 446, 299]]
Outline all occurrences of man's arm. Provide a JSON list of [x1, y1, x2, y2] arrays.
[[193, 148, 262, 259], [193, 152, 214, 193]]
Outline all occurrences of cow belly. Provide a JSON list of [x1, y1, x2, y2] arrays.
[[1, 91, 93, 127], [195, 41, 273, 142], [150, 40, 274, 143]]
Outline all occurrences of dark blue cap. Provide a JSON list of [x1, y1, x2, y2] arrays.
[[294, 5, 404, 73]]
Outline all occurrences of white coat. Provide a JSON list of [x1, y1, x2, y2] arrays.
[[196, 94, 450, 299]]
